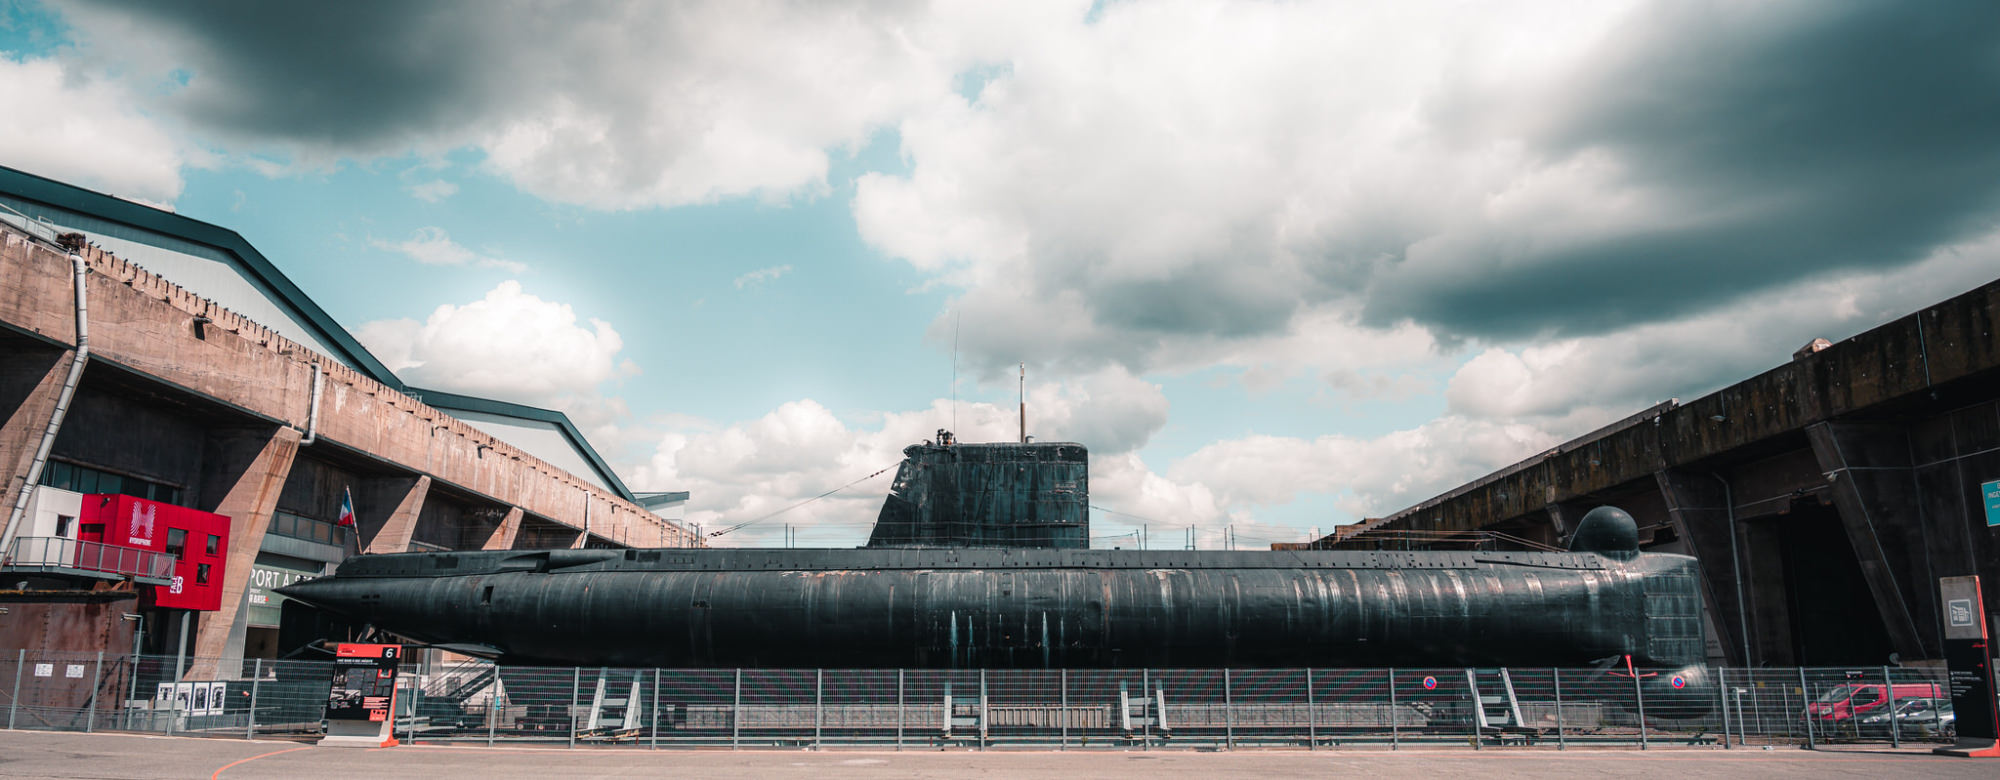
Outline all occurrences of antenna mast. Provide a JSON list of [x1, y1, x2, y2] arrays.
[[1018, 362, 1027, 444]]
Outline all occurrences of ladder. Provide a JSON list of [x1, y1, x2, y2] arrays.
[[939, 681, 986, 745], [1465, 669, 1527, 741], [1118, 682, 1171, 739], [581, 669, 644, 739]]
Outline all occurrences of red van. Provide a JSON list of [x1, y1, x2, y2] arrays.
[[1807, 682, 1944, 723]]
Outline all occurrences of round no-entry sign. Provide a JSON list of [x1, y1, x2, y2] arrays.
[[1422, 676, 1437, 690]]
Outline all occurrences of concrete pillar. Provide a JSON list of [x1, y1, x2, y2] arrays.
[[1654, 469, 1752, 666], [1804, 421, 1936, 660], [0, 346, 71, 551], [482, 506, 523, 551], [186, 425, 301, 679], [363, 475, 431, 555]]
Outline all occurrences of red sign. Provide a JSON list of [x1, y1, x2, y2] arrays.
[[78, 494, 231, 611]]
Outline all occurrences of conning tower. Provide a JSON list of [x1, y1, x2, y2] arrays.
[[866, 431, 1088, 549]]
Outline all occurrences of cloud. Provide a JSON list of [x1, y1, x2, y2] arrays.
[[49, 0, 1070, 209], [628, 367, 1172, 546], [355, 280, 633, 406], [0, 55, 183, 204], [732, 264, 792, 289], [405, 179, 458, 203], [853, 0, 2000, 378], [370, 227, 527, 273]]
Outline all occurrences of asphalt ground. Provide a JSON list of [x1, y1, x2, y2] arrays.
[[1, 730, 1992, 780]]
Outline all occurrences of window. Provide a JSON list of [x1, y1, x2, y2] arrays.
[[206, 534, 220, 555], [166, 528, 186, 559], [195, 563, 211, 585], [55, 515, 73, 537], [37, 461, 182, 505], [80, 523, 104, 536]]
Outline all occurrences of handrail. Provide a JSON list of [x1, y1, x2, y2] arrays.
[[1, 536, 175, 580]]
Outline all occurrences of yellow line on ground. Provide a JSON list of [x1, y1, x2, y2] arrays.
[[211, 745, 312, 779]]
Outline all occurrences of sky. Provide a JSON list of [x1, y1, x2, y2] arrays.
[[2, 0, 1997, 549]]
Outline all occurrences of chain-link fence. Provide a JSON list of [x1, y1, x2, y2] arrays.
[[0, 649, 1970, 749]]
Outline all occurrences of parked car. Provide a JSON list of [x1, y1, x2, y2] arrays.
[[1857, 696, 1954, 738], [1808, 682, 1944, 724]]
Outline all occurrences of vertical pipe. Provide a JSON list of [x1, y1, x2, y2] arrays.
[[1223, 668, 1233, 748], [1634, 664, 1648, 750], [1554, 668, 1565, 750], [85, 651, 102, 733], [650, 668, 660, 749], [1389, 667, 1398, 750], [1305, 668, 1316, 750], [0, 253, 89, 553], [1798, 668, 1815, 750], [245, 658, 261, 739], [731, 669, 741, 750], [1882, 665, 1898, 748]]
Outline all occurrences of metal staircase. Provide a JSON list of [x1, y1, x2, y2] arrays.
[[1465, 668, 1535, 743]]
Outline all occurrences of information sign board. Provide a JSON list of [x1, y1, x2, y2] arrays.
[[320, 643, 402, 748]]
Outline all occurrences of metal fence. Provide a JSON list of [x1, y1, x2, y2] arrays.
[[0, 649, 1968, 750]]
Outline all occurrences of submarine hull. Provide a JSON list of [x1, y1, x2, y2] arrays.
[[278, 547, 1704, 670]]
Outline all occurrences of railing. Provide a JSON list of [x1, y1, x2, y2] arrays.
[[0, 650, 1972, 750], [1, 537, 174, 583]]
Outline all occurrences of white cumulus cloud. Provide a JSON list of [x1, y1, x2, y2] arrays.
[[0, 55, 183, 205]]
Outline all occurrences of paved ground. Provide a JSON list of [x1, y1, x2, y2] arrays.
[[1, 730, 1992, 780]]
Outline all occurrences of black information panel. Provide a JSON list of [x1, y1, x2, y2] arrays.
[[1937, 576, 1998, 756], [325, 643, 402, 723]]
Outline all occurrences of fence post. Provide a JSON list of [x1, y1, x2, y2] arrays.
[[1882, 665, 1898, 748], [1144, 672, 1160, 748], [1223, 668, 1234, 749], [1717, 667, 1730, 749], [978, 668, 988, 750], [896, 669, 905, 751], [569, 667, 579, 749], [245, 657, 261, 739], [487, 663, 498, 747], [1059, 669, 1068, 751], [731, 669, 741, 751], [1305, 669, 1315, 750], [650, 668, 660, 749], [123, 653, 140, 732], [1798, 668, 1815, 750], [85, 651, 103, 733], [1634, 663, 1647, 749], [814, 669, 823, 750], [9, 648, 22, 729], [1554, 668, 1565, 750], [1388, 667, 1398, 750]]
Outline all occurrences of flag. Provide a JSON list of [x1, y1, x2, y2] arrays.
[[337, 487, 356, 527]]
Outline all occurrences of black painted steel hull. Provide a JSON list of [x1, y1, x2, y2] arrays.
[[278, 546, 1704, 670]]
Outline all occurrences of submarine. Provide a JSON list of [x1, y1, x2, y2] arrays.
[[279, 437, 1709, 693]]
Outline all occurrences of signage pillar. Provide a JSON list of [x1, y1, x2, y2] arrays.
[[319, 643, 402, 748], [1936, 576, 1999, 757]]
